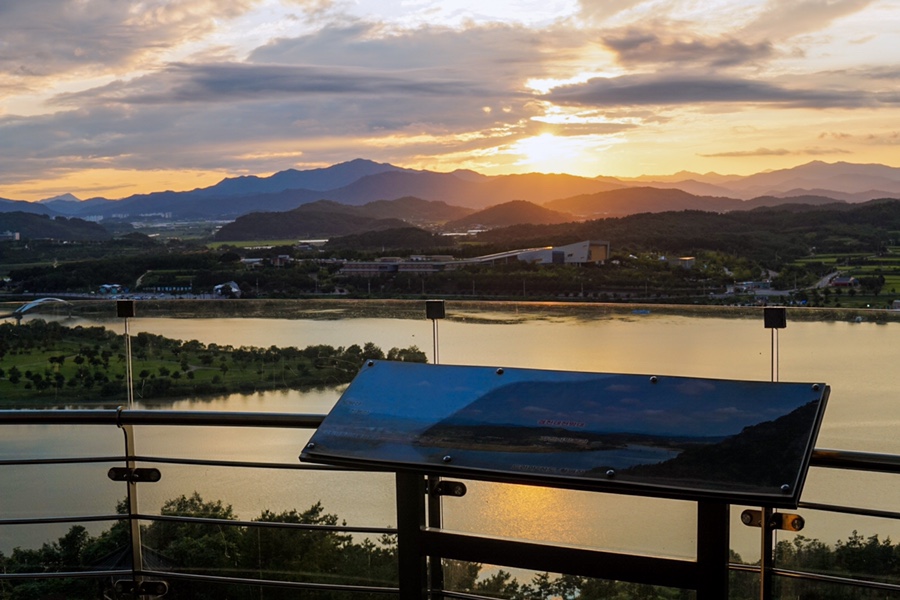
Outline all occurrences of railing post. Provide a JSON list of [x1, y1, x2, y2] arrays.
[[696, 501, 730, 599], [397, 472, 428, 600], [118, 418, 145, 588], [427, 475, 445, 599]]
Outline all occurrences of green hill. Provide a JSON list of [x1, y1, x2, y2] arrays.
[[0, 212, 111, 240], [213, 197, 470, 241], [324, 226, 450, 251]]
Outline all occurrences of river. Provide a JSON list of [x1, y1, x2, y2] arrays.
[[3, 301, 900, 570]]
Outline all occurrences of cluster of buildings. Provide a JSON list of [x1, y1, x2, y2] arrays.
[[340, 241, 610, 276]]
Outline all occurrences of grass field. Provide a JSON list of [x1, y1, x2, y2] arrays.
[[0, 320, 422, 406], [788, 248, 900, 308]]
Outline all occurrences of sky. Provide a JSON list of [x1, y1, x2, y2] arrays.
[[0, 0, 898, 201]]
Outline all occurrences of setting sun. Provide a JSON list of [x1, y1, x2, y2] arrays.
[[508, 134, 614, 176]]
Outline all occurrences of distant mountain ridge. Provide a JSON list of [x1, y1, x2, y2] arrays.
[[4, 159, 900, 223]]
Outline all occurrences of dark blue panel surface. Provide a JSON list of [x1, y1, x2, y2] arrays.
[[301, 361, 828, 506]]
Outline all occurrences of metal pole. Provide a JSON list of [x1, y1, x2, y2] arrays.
[[760, 507, 774, 600], [426, 302, 443, 596], [119, 421, 144, 586], [427, 478, 444, 599], [432, 319, 439, 366], [770, 328, 775, 383], [774, 329, 779, 382], [125, 317, 134, 408]]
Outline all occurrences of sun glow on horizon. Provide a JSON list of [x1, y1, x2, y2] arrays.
[[506, 133, 617, 176], [0, 168, 230, 203]]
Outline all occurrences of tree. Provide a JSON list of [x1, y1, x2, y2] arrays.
[[386, 346, 428, 363], [142, 493, 242, 599]]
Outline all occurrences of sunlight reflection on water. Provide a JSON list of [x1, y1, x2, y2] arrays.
[[7, 302, 900, 562]]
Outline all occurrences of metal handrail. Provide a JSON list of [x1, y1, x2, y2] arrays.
[[0, 408, 325, 428], [730, 562, 900, 593], [139, 512, 395, 536], [812, 447, 900, 474], [5, 409, 900, 597], [138, 568, 400, 595]]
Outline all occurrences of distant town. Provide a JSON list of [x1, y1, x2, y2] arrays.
[[2, 159, 900, 310]]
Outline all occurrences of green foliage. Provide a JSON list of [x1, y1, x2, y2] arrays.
[[2, 495, 396, 600], [0, 320, 426, 405], [7, 495, 900, 600]]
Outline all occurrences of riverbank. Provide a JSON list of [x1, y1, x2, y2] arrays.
[[4, 297, 899, 324]]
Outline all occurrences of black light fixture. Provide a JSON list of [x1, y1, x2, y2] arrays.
[[764, 307, 786, 382], [425, 300, 445, 364]]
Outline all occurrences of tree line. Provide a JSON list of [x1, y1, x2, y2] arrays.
[[0, 320, 426, 404], [2, 493, 898, 599]]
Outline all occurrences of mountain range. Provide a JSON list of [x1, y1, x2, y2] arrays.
[[2, 159, 899, 229]]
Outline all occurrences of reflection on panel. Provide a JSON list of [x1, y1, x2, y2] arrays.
[[133, 463, 397, 529], [0, 424, 121, 459], [0, 464, 120, 519], [771, 510, 900, 587], [440, 561, 697, 600], [140, 519, 398, 588]]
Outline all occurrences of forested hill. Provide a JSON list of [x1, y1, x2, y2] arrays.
[[214, 197, 470, 241], [477, 199, 900, 264], [323, 227, 449, 251], [0, 212, 111, 240], [543, 187, 845, 218]]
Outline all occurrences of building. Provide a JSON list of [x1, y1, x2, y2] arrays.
[[214, 281, 242, 298], [472, 240, 610, 266], [339, 240, 610, 276], [830, 276, 859, 287], [99, 284, 123, 294]]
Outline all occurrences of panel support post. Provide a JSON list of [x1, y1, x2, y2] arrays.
[[397, 472, 428, 600], [759, 507, 774, 600], [696, 501, 730, 600]]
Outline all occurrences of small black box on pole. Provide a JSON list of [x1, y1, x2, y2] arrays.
[[117, 300, 135, 319], [764, 307, 786, 329], [425, 300, 445, 320]]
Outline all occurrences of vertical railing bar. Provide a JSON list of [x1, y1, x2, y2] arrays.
[[117, 413, 144, 588], [759, 506, 774, 600], [427, 476, 445, 600]]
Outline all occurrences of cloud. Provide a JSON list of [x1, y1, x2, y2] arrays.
[[699, 148, 793, 158], [0, 20, 599, 182], [698, 147, 853, 158], [739, 0, 878, 41], [545, 74, 873, 109], [3, 20, 594, 183], [51, 62, 484, 105], [249, 21, 582, 83], [0, 0, 259, 95], [602, 29, 774, 68], [576, 0, 646, 22]]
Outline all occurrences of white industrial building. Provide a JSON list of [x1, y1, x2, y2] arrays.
[[340, 240, 610, 276]]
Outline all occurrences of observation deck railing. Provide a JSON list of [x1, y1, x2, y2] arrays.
[[2, 408, 900, 599]]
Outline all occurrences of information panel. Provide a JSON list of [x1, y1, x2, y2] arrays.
[[301, 361, 828, 507]]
